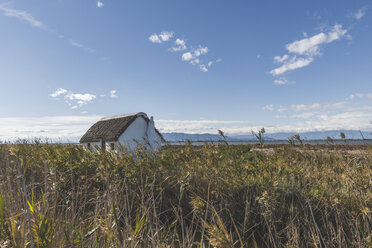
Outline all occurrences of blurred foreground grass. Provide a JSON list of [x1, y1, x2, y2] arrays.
[[0, 142, 371, 247]]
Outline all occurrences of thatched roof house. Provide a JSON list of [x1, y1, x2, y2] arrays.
[[80, 112, 163, 151]]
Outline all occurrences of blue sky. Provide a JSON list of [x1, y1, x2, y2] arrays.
[[0, 0, 371, 140]]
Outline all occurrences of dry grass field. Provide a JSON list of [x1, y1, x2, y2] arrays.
[[0, 142, 371, 247]]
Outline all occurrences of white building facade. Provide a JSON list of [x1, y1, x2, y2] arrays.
[[80, 112, 163, 152]]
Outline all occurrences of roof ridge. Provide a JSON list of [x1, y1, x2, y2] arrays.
[[100, 112, 147, 121]]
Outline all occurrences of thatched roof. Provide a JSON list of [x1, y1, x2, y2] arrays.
[[80, 112, 163, 143]]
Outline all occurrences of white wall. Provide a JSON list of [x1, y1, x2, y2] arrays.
[[118, 116, 162, 152]]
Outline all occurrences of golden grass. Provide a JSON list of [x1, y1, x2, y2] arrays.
[[0, 141, 371, 247]]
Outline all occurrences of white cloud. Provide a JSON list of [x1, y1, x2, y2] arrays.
[[182, 45, 209, 62], [180, 45, 210, 69], [216, 58, 223, 62], [290, 101, 349, 112], [110, 90, 118, 98], [291, 103, 321, 112], [274, 54, 289, 63], [262, 104, 274, 111], [156, 120, 246, 134], [350, 93, 372, 100], [270, 56, 314, 76], [194, 45, 208, 57], [149, 31, 174, 43], [270, 24, 347, 76], [149, 33, 162, 43], [159, 31, 174, 42], [182, 52, 193, 61], [286, 33, 326, 56], [278, 106, 288, 113], [156, 110, 372, 135], [50, 88, 67, 98], [286, 25, 346, 56], [274, 78, 296, 85], [0, 5, 44, 28], [50, 88, 96, 108], [149, 32, 217, 72], [171, 38, 187, 51], [200, 64, 208, 72], [3, 93, 372, 142], [65, 93, 96, 108], [97, 1, 104, 7], [0, 115, 101, 142], [3, 111, 370, 142], [354, 8, 366, 20]]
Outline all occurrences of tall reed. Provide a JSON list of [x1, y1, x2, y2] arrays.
[[0, 141, 371, 247]]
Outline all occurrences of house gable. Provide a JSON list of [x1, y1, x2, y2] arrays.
[[118, 116, 162, 151]]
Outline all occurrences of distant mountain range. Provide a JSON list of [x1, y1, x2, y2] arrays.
[[162, 130, 372, 142]]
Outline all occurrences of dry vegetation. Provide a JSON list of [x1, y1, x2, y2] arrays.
[[0, 141, 371, 247]]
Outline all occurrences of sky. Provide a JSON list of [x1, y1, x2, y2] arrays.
[[0, 0, 372, 141]]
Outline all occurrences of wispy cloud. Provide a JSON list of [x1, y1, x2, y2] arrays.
[[69, 39, 94, 52], [110, 90, 118, 98], [50, 88, 96, 109], [0, 4, 98, 54], [290, 103, 322, 112], [262, 104, 274, 111], [156, 120, 246, 134], [97, 1, 104, 8], [0, 4, 44, 28], [354, 8, 366, 20], [278, 106, 288, 113], [289, 100, 348, 112], [274, 78, 296, 85], [270, 24, 347, 76], [349, 93, 372, 100]]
